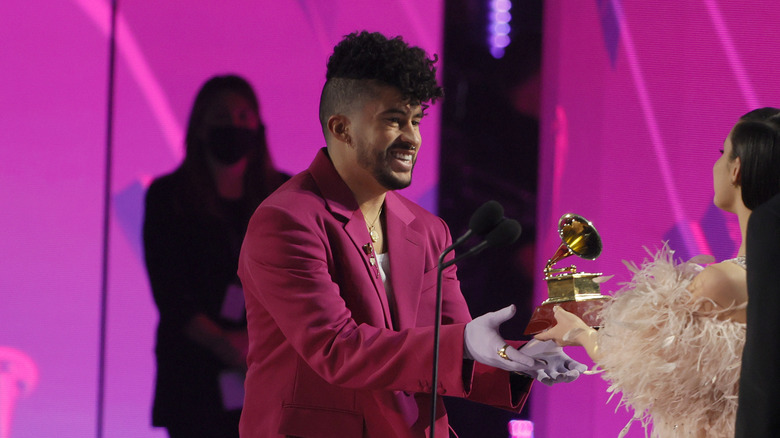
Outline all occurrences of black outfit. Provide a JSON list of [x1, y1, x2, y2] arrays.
[[143, 169, 285, 437], [735, 192, 780, 438]]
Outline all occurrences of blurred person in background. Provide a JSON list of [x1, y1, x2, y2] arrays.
[[143, 74, 289, 438]]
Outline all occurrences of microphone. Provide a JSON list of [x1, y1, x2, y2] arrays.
[[441, 218, 522, 269], [467, 200, 505, 236], [439, 200, 505, 264], [429, 202, 521, 437]]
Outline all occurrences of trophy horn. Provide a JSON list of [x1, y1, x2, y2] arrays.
[[543, 213, 602, 279], [524, 213, 608, 335]]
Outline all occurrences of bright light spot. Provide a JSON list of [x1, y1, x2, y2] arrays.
[[493, 34, 510, 48], [495, 0, 512, 11], [508, 419, 534, 438], [494, 22, 511, 34], [488, 0, 512, 59], [497, 11, 512, 22]]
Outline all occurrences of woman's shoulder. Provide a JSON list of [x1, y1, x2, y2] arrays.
[[688, 260, 747, 310]]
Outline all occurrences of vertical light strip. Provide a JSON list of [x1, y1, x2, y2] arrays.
[[611, 0, 708, 257], [489, 0, 512, 58], [552, 105, 569, 221], [74, 0, 184, 161], [702, 0, 758, 109], [400, 1, 437, 51], [295, 0, 336, 55]]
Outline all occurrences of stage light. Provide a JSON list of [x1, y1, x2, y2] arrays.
[[508, 419, 534, 438], [489, 0, 512, 58]]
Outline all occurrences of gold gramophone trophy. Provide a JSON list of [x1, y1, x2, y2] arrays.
[[524, 213, 610, 335]]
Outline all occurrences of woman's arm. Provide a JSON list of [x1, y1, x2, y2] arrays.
[[534, 306, 601, 361]]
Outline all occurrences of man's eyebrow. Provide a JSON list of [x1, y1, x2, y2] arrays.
[[381, 108, 415, 116], [381, 108, 407, 116], [380, 106, 426, 119]]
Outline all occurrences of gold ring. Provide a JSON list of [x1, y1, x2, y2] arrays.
[[497, 344, 511, 361]]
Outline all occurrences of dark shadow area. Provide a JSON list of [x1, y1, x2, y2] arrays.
[[439, 0, 543, 436]]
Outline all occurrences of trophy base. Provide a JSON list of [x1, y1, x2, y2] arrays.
[[523, 297, 609, 335]]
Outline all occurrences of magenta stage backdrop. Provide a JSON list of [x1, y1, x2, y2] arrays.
[[0, 2, 442, 437], [3, 1, 780, 438], [532, 1, 780, 437]]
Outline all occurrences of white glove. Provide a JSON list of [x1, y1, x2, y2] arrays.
[[516, 339, 587, 386], [464, 305, 586, 384], [464, 305, 535, 370]]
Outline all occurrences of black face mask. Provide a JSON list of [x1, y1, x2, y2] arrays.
[[205, 126, 259, 165]]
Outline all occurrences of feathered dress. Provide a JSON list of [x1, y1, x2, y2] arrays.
[[594, 246, 746, 438]]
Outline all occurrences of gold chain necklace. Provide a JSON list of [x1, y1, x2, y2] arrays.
[[366, 206, 383, 243]]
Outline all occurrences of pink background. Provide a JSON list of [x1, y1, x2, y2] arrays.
[[0, 2, 442, 437], [533, 1, 780, 437], [3, 1, 780, 437]]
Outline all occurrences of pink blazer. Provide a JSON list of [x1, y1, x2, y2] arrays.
[[238, 149, 530, 438]]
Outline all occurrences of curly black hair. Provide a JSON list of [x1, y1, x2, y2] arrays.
[[319, 31, 443, 128]]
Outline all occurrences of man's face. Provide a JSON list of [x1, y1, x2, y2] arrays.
[[348, 86, 424, 191]]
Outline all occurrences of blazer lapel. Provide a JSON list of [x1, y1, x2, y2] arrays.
[[343, 213, 393, 328], [308, 148, 393, 328], [385, 193, 424, 330]]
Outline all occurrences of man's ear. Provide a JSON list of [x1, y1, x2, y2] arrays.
[[327, 115, 351, 145]]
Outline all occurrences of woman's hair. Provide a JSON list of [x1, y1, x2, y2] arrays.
[[730, 107, 780, 210], [178, 74, 287, 216]]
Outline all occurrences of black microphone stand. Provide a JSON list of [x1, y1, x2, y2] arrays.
[[429, 217, 521, 437], [429, 248, 452, 438]]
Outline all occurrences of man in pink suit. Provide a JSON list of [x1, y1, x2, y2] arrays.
[[238, 31, 584, 438]]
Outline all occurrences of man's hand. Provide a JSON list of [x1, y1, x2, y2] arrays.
[[516, 339, 587, 386], [464, 305, 586, 385], [464, 305, 535, 369]]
